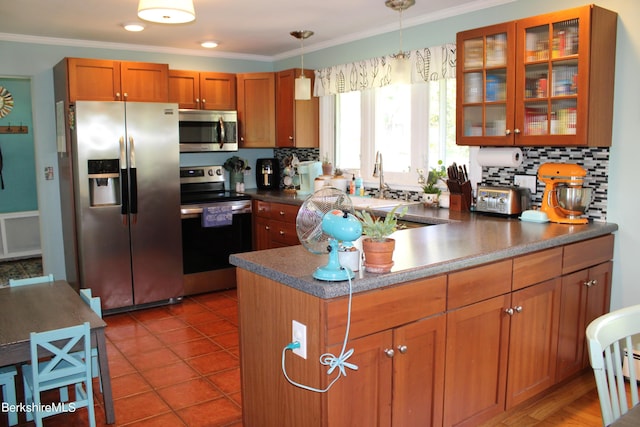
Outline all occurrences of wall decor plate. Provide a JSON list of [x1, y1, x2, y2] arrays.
[[0, 86, 14, 118]]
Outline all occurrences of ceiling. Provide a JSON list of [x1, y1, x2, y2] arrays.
[[0, 0, 506, 60]]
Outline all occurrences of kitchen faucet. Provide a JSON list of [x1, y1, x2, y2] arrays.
[[373, 151, 389, 198]]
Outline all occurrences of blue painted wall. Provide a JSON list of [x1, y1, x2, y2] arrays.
[[0, 78, 37, 213]]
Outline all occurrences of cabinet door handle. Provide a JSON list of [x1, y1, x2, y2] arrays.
[[505, 129, 512, 135], [397, 345, 408, 354], [202, 99, 206, 104], [384, 348, 395, 358], [279, 211, 285, 216], [116, 92, 121, 100], [279, 230, 285, 235], [514, 305, 523, 313], [505, 308, 515, 316], [513, 128, 521, 134], [591, 279, 598, 287], [265, 225, 270, 230]]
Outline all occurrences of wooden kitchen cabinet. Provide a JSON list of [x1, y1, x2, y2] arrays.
[[276, 69, 319, 148], [238, 232, 614, 426], [252, 200, 299, 250], [556, 234, 614, 382], [456, 5, 617, 147], [168, 70, 236, 110], [444, 294, 511, 427], [444, 248, 562, 426], [239, 267, 446, 427], [237, 72, 276, 147], [54, 57, 169, 103]]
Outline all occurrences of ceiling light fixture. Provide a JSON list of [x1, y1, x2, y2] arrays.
[[290, 30, 314, 100], [200, 41, 218, 49], [137, 0, 196, 24], [122, 23, 146, 32], [386, 0, 415, 85]]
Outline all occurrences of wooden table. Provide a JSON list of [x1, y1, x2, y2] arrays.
[[612, 403, 640, 426], [0, 280, 115, 424]]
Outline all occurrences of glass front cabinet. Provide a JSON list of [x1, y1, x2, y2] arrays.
[[456, 5, 617, 147]]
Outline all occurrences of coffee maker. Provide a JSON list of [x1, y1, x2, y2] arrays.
[[537, 163, 592, 224], [256, 158, 280, 190]]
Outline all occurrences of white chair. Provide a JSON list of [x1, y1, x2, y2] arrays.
[[22, 322, 96, 427], [8, 274, 54, 286], [0, 365, 18, 426], [586, 304, 640, 426]]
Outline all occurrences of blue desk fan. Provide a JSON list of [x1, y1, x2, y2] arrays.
[[296, 188, 362, 281]]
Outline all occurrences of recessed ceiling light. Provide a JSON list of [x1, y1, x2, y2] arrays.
[[123, 23, 146, 32], [200, 41, 218, 49]]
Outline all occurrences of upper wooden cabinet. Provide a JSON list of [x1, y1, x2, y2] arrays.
[[456, 5, 617, 147], [236, 72, 276, 148], [276, 69, 319, 148], [168, 70, 236, 110], [54, 58, 169, 103]]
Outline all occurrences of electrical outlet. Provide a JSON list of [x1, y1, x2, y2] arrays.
[[514, 174, 537, 195], [292, 320, 307, 359]]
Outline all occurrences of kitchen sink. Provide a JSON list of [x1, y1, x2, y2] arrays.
[[347, 195, 421, 210]]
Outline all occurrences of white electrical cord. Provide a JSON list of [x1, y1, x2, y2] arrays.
[[281, 269, 358, 393]]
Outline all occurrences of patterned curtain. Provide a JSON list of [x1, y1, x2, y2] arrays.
[[313, 43, 456, 97]]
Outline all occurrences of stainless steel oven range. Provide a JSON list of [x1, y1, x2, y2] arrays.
[[180, 165, 252, 295]]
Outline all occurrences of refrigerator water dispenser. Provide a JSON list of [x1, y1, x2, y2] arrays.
[[88, 159, 120, 206]]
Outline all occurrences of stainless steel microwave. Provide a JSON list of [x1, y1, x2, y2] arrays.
[[178, 110, 238, 152]]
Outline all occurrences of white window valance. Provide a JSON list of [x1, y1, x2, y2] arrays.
[[314, 43, 456, 97]]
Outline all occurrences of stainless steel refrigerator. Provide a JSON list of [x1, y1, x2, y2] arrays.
[[59, 101, 183, 312]]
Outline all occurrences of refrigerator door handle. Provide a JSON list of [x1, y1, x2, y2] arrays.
[[119, 136, 129, 222], [129, 136, 138, 222]]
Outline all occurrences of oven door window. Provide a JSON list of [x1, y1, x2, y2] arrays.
[[181, 212, 252, 274], [179, 121, 219, 144]]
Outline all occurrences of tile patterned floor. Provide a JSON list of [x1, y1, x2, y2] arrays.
[[7, 290, 243, 427]]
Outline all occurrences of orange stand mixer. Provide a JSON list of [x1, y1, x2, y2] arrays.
[[537, 163, 592, 224]]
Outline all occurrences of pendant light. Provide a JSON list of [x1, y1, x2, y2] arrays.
[[386, 0, 414, 85], [290, 30, 314, 100], [137, 0, 196, 24]]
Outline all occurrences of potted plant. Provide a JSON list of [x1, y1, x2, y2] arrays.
[[322, 153, 333, 176], [422, 161, 447, 207], [223, 156, 251, 190], [355, 205, 407, 273]]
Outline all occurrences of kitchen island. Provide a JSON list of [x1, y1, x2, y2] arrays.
[[230, 206, 617, 427]]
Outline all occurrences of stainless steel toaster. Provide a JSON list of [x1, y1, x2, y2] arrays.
[[476, 185, 531, 216]]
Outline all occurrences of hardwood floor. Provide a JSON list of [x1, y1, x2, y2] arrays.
[[482, 371, 603, 426]]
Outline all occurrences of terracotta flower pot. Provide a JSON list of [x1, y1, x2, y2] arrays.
[[362, 237, 395, 273]]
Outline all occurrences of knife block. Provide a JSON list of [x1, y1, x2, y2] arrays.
[[449, 182, 472, 212]]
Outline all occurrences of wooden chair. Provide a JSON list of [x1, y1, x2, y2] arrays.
[[586, 304, 640, 426], [8, 274, 54, 286], [22, 322, 96, 427], [0, 365, 18, 426]]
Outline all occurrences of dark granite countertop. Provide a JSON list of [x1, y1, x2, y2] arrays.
[[230, 190, 618, 299]]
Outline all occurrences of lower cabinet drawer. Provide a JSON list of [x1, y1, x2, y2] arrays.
[[513, 247, 563, 290], [562, 234, 614, 274], [270, 220, 299, 246], [325, 275, 446, 345], [448, 260, 512, 309]]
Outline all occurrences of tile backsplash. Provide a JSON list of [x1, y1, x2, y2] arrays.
[[480, 147, 609, 222], [274, 146, 609, 222]]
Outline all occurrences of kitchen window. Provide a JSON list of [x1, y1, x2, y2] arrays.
[[330, 78, 467, 188]]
